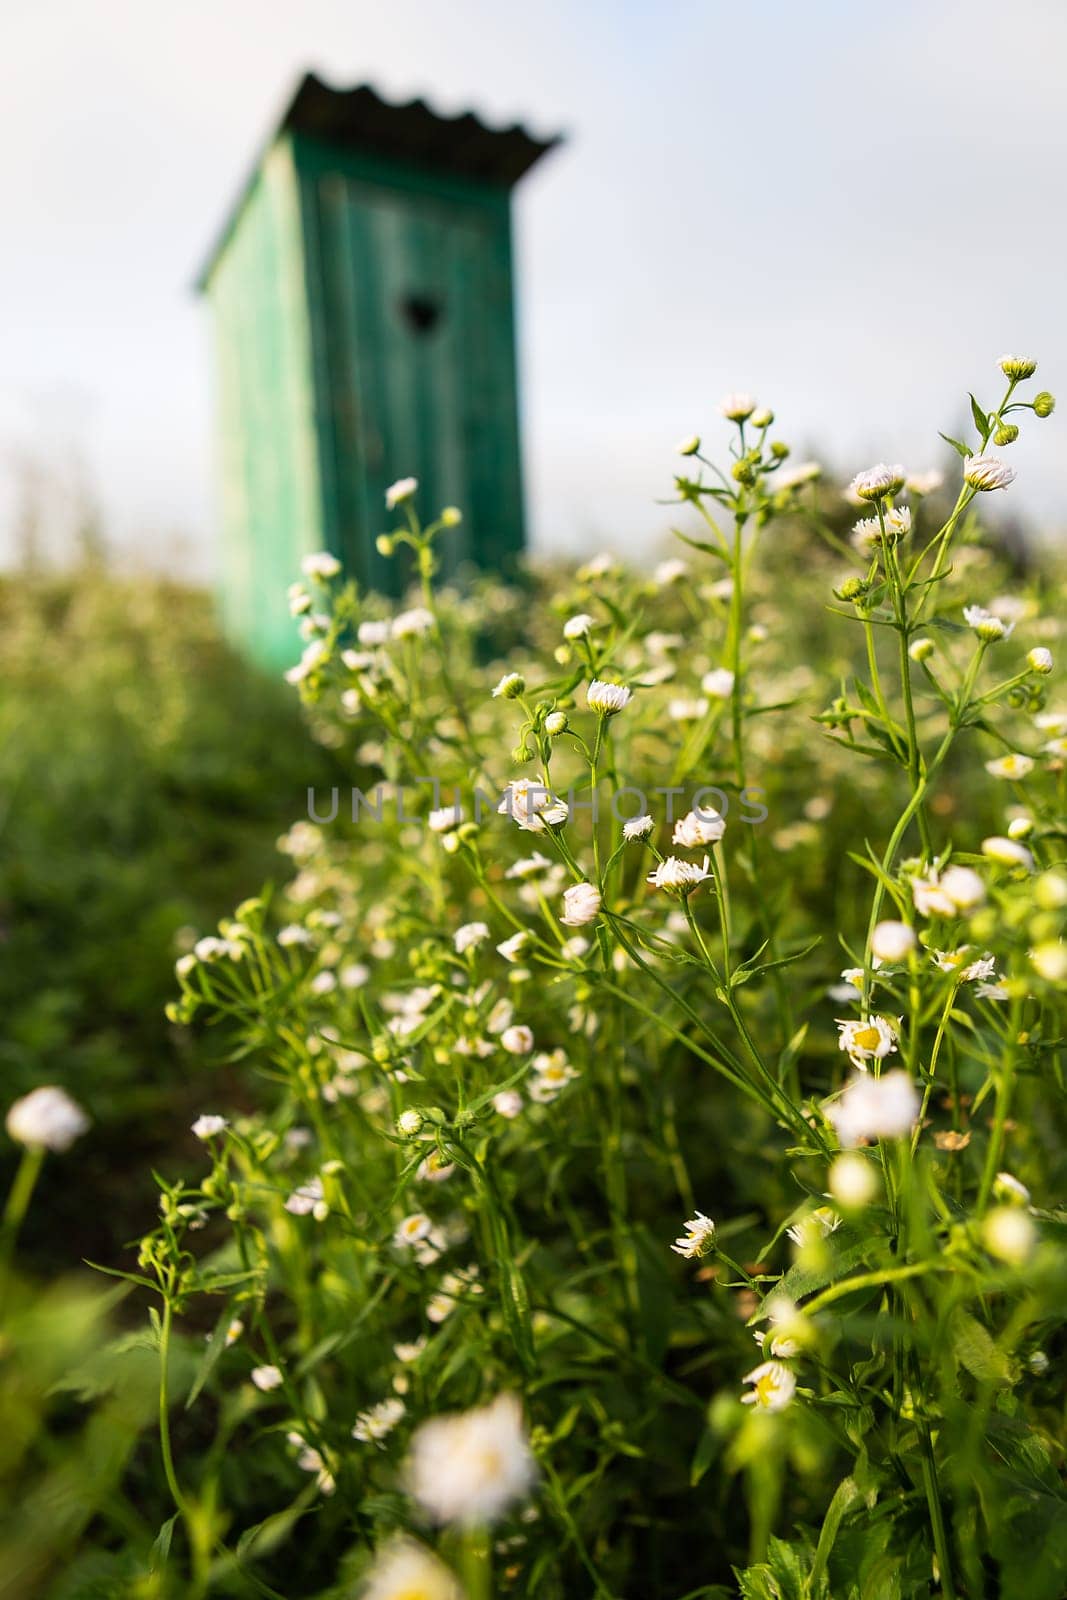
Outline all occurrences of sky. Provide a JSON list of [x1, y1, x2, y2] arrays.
[[1, 0, 1065, 578]]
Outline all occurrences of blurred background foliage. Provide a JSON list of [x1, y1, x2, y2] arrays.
[[0, 565, 337, 1270]]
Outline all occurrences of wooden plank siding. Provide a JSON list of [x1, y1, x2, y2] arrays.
[[200, 106, 542, 669]]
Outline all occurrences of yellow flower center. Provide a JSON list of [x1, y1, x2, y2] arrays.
[[853, 1025, 881, 1051]]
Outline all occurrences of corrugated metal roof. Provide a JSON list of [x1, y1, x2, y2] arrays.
[[195, 72, 561, 289]]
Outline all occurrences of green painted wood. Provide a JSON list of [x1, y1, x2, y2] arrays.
[[205, 139, 326, 670], [201, 111, 539, 666]]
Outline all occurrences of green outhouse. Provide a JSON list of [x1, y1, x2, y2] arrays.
[[195, 73, 559, 670]]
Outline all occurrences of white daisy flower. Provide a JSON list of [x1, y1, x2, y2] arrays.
[[563, 613, 595, 639], [301, 551, 341, 580], [454, 922, 491, 954], [500, 1024, 535, 1055], [964, 455, 1015, 492], [492, 1089, 524, 1119], [786, 1204, 841, 1249], [428, 804, 464, 834], [719, 393, 757, 422], [191, 1114, 228, 1141], [836, 1015, 899, 1068], [963, 605, 1011, 643], [392, 606, 435, 638], [870, 921, 916, 963], [6, 1087, 90, 1152], [741, 1360, 796, 1412], [670, 1211, 716, 1259], [825, 1070, 920, 1147], [673, 808, 725, 848], [498, 781, 569, 833], [849, 463, 906, 502], [251, 1365, 284, 1392], [560, 882, 602, 927], [623, 814, 655, 841], [982, 835, 1034, 869], [407, 1393, 535, 1527], [496, 930, 531, 962], [701, 668, 735, 699], [586, 679, 632, 715], [352, 1397, 407, 1445], [394, 1212, 434, 1250], [985, 753, 1034, 780], [385, 477, 418, 509], [361, 1540, 461, 1600], [655, 558, 689, 586], [647, 855, 712, 893]]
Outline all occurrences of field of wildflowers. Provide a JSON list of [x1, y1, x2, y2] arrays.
[[4, 358, 1067, 1598]]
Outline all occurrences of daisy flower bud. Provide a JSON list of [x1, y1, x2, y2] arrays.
[[1027, 647, 1053, 674], [560, 882, 602, 927], [493, 1089, 524, 1118], [981, 835, 1034, 869], [993, 424, 1019, 446], [676, 434, 701, 456], [719, 392, 757, 422], [492, 672, 525, 700], [849, 463, 906, 502], [964, 455, 1015, 492], [251, 1364, 284, 1392], [750, 407, 774, 428], [870, 920, 916, 963], [500, 1024, 534, 1055], [1034, 870, 1067, 909], [544, 710, 568, 735], [454, 922, 491, 954], [654, 558, 689, 586], [909, 637, 935, 663], [385, 476, 418, 509], [586, 680, 632, 715], [407, 1393, 535, 1526], [999, 354, 1037, 380], [396, 1109, 424, 1137], [835, 577, 869, 605], [376, 535, 395, 556], [1007, 815, 1033, 840], [440, 506, 463, 527], [6, 1086, 90, 1152], [828, 1152, 880, 1208], [1033, 391, 1055, 418]]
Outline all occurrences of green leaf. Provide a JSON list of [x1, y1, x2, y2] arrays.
[[951, 1309, 1013, 1387], [185, 1302, 236, 1410], [148, 1515, 178, 1575], [811, 1476, 860, 1589], [969, 393, 989, 437], [689, 1424, 718, 1487], [939, 430, 971, 459]]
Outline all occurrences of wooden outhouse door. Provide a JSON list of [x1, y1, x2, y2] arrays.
[[313, 175, 522, 591]]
